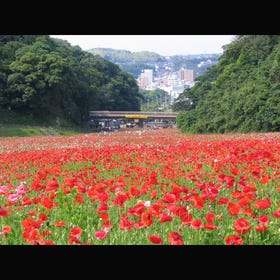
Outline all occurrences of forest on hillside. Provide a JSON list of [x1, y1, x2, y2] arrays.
[[0, 35, 142, 126], [87, 48, 220, 78], [173, 35, 280, 133]]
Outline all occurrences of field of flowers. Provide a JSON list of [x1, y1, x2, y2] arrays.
[[0, 128, 279, 245]]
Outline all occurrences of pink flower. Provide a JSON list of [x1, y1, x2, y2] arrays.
[[95, 230, 108, 240], [8, 193, 21, 202]]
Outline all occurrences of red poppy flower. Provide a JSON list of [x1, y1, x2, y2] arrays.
[[255, 225, 268, 232], [179, 211, 193, 225], [97, 202, 108, 213], [162, 193, 176, 203], [0, 206, 8, 217], [41, 240, 55, 245], [45, 179, 59, 192], [75, 194, 84, 205], [218, 197, 230, 205], [130, 186, 141, 198], [233, 218, 251, 235], [113, 192, 130, 208], [260, 175, 270, 184], [97, 191, 109, 202], [228, 202, 241, 216], [134, 221, 145, 229], [160, 213, 173, 223], [22, 218, 42, 229], [22, 228, 41, 244], [39, 213, 48, 221], [168, 232, 184, 245], [231, 190, 242, 199], [141, 211, 153, 227], [205, 212, 216, 224], [0, 225, 12, 238], [191, 195, 205, 209], [120, 215, 134, 230], [230, 168, 239, 176], [243, 208, 254, 217], [22, 218, 34, 228], [27, 211, 36, 217], [68, 227, 83, 244], [254, 197, 271, 210], [55, 221, 66, 227], [225, 235, 243, 245], [257, 214, 270, 224], [70, 227, 82, 239], [22, 197, 32, 206], [190, 219, 204, 229], [101, 221, 114, 230], [237, 197, 251, 208], [128, 202, 146, 217], [204, 223, 218, 230], [150, 189, 157, 200], [273, 209, 280, 218], [149, 235, 163, 244], [2, 226, 12, 233], [99, 213, 109, 220]]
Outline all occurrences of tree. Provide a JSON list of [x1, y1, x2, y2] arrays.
[[176, 35, 280, 134]]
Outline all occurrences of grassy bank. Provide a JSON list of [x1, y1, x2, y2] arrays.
[[0, 108, 90, 137], [0, 125, 86, 137]]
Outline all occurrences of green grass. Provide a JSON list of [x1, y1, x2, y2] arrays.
[[0, 126, 84, 137], [0, 108, 90, 137]]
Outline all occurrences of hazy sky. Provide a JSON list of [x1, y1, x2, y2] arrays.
[[50, 35, 235, 56]]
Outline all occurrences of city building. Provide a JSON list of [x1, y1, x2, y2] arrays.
[[178, 68, 195, 82]]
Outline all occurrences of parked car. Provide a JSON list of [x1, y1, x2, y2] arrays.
[[126, 122, 136, 128]]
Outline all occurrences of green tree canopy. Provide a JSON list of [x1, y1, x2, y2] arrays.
[[0, 35, 142, 126]]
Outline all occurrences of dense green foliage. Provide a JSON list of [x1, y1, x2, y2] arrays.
[[139, 88, 171, 111], [0, 36, 142, 126], [171, 54, 220, 75], [174, 35, 280, 133]]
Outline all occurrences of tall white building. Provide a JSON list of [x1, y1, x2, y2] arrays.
[[143, 69, 153, 84], [137, 69, 154, 89]]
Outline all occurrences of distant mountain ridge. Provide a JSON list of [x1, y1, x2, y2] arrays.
[[87, 48, 164, 63], [87, 48, 221, 78]]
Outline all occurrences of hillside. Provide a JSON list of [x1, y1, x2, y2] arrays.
[[0, 35, 142, 128], [174, 35, 280, 133], [87, 48, 220, 78]]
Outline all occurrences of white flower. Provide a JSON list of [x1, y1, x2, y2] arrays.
[[104, 227, 110, 233], [144, 200, 151, 207]]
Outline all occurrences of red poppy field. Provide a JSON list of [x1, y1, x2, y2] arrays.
[[0, 128, 279, 245]]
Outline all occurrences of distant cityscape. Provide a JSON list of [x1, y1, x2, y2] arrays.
[[135, 54, 219, 104], [137, 67, 196, 104], [87, 48, 220, 106]]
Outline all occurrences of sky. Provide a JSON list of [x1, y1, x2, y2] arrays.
[[50, 35, 236, 56]]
